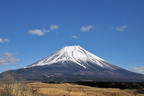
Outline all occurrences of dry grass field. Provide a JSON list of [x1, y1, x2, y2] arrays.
[[29, 83, 144, 96]]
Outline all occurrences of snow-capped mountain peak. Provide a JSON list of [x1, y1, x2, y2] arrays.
[[8, 45, 144, 82], [25, 45, 115, 69]]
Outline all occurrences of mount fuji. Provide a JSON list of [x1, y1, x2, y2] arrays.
[[4, 46, 144, 82]]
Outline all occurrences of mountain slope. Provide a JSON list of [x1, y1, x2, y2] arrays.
[[3, 46, 144, 82], [25, 46, 118, 70]]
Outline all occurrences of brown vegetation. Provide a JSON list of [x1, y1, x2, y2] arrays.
[[29, 83, 144, 96], [0, 74, 143, 96], [0, 74, 42, 96]]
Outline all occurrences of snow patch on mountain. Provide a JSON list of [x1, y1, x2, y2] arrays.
[[24, 45, 116, 70]]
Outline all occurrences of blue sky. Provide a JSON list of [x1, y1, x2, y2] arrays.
[[0, 0, 144, 74]]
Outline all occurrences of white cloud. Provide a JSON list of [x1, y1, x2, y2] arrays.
[[131, 66, 144, 74], [80, 25, 94, 32], [0, 52, 19, 65], [43, 29, 50, 32], [28, 29, 45, 36], [0, 38, 9, 43], [72, 35, 79, 39], [50, 25, 59, 31], [113, 25, 128, 32], [28, 25, 59, 36]]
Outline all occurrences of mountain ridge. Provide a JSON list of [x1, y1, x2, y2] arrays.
[[2, 45, 144, 82], [25, 45, 118, 70]]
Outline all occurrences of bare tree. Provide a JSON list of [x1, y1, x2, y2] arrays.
[[0, 73, 33, 96], [0, 73, 16, 96]]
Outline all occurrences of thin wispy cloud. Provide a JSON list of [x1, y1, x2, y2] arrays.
[[28, 29, 46, 36], [131, 66, 144, 74], [72, 35, 79, 39], [80, 25, 94, 32], [0, 38, 9, 43], [28, 25, 59, 36], [112, 25, 128, 32], [50, 25, 59, 31], [43, 29, 50, 32], [0, 52, 19, 65]]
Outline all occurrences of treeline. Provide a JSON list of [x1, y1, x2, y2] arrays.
[[74, 81, 144, 89], [42, 81, 144, 89]]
